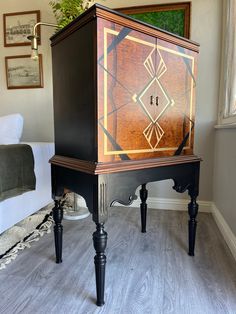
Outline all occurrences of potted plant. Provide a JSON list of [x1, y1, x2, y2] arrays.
[[49, 0, 96, 29]]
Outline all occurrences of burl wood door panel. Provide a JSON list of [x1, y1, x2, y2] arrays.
[[97, 18, 197, 162]]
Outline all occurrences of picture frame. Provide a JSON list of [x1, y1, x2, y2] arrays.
[[116, 2, 191, 39], [5, 55, 43, 89], [3, 10, 41, 47]]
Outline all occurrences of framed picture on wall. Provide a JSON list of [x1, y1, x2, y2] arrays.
[[5, 55, 43, 89], [116, 2, 191, 38], [3, 10, 41, 47]]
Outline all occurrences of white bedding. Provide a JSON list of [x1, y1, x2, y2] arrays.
[[0, 142, 54, 234]]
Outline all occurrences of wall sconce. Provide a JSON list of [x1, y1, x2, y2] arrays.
[[27, 22, 58, 60]]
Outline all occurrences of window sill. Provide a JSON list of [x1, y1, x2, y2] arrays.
[[214, 123, 236, 129]]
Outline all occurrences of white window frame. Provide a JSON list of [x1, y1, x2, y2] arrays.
[[217, 0, 236, 127]]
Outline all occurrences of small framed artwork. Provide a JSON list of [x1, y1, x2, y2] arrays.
[[5, 55, 43, 89], [3, 10, 40, 47], [116, 3, 191, 38]]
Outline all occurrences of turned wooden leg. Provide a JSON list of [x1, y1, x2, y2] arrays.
[[188, 195, 199, 256], [53, 199, 63, 263], [140, 184, 148, 233], [93, 223, 107, 306]]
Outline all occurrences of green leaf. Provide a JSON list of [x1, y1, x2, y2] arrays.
[[49, 0, 92, 29]]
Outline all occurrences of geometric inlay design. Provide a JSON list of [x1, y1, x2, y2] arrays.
[[102, 27, 195, 156], [156, 49, 167, 79], [137, 47, 175, 148], [144, 48, 167, 79], [143, 121, 164, 149], [139, 77, 171, 122]]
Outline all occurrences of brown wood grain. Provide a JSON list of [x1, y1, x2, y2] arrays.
[[50, 4, 199, 166], [51, 4, 199, 52], [97, 18, 198, 162], [96, 6, 198, 52], [50, 154, 201, 174]]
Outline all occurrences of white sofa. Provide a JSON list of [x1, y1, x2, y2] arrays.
[[0, 142, 54, 234], [0, 114, 54, 233], [0, 142, 54, 233]]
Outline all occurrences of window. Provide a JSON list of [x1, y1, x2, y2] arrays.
[[218, 0, 236, 126]]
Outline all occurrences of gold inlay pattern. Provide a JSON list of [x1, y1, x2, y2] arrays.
[[143, 121, 164, 149], [139, 48, 175, 148], [103, 27, 195, 156]]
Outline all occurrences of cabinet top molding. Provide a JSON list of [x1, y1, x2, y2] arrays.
[[50, 3, 199, 52]]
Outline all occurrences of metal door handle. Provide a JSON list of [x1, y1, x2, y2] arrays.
[[150, 96, 153, 105]]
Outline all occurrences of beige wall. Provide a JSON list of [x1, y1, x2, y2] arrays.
[[213, 130, 236, 235], [212, 1, 236, 236], [0, 0, 222, 203], [0, 0, 55, 141]]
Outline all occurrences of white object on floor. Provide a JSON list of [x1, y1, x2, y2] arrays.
[[63, 193, 90, 221]]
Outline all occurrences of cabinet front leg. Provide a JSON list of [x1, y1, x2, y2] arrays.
[[140, 184, 148, 233], [93, 223, 108, 306], [188, 195, 199, 256], [53, 199, 63, 263]]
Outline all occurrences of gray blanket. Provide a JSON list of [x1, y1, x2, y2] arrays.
[[0, 144, 36, 201]]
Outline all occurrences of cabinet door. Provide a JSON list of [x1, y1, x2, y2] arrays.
[[152, 37, 197, 157], [97, 18, 197, 163]]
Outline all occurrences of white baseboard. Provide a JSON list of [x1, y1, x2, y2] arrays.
[[127, 198, 236, 260], [211, 204, 236, 261], [118, 196, 212, 213]]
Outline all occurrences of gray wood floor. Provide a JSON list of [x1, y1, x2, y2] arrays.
[[0, 207, 236, 314]]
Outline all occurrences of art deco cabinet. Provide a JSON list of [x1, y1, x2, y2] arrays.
[[50, 4, 200, 306]]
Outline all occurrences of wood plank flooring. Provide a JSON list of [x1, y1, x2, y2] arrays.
[[0, 207, 236, 314]]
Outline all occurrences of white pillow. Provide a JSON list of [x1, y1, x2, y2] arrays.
[[0, 114, 24, 144]]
